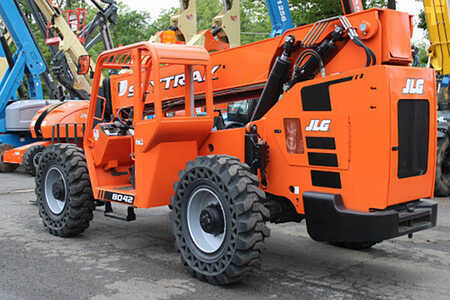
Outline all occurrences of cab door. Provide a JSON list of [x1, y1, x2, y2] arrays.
[[388, 67, 437, 206]]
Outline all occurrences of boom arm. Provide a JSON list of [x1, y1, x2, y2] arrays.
[[83, 0, 117, 51], [27, 0, 114, 99]]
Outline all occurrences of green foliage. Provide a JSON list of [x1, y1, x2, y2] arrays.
[[413, 42, 429, 66], [418, 10, 427, 31]]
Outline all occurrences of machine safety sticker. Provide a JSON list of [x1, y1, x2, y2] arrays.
[[93, 129, 99, 141], [118, 80, 128, 96]]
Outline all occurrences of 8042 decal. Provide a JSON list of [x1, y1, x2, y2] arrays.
[[101, 191, 134, 204]]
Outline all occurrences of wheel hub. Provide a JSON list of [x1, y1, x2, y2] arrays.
[[52, 180, 65, 201], [200, 205, 224, 235], [187, 187, 227, 253], [44, 167, 67, 215]]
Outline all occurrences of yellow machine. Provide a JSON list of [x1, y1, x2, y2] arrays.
[[424, 0, 450, 74], [152, 0, 241, 51], [0, 57, 6, 79], [188, 0, 240, 48], [170, 0, 197, 42], [0, 32, 12, 79], [150, 0, 197, 44], [211, 0, 241, 48], [424, 0, 450, 196], [33, 0, 95, 96]]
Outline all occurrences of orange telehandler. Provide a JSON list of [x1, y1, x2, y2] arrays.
[[35, 7, 437, 284]]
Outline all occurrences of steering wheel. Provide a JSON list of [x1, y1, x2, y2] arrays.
[[117, 107, 134, 128]]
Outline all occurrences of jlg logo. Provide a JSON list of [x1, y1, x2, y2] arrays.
[[111, 193, 134, 204], [305, 120, 331, 132], [402, 78, 424, 95]]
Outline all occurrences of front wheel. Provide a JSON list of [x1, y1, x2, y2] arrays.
[[36, 144, 94, 237], [171, 155, 270, 285]]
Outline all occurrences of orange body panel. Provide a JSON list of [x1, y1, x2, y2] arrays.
[[2, 141, 51, 164], [30, 100, 89, 139]]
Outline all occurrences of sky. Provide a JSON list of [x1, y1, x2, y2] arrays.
[[124, 0, 426, 44]]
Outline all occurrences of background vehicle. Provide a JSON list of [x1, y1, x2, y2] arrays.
[[0, 0, 63, 173], [0, 0, 116, 175], [422, 0, 450, 195]]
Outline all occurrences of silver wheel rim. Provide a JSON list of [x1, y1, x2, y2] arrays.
[[33, 152, 42, 170], [187, 187, 226, 254], [44, 167, 67, 215]]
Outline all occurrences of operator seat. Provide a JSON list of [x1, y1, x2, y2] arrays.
[[213, 114, 226, 130]]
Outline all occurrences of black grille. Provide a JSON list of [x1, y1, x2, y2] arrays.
[[306, 137, 336, 149], [397, 100, 429, 178]]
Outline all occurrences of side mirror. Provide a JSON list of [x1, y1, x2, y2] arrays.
[[77, 55, 90, 75]]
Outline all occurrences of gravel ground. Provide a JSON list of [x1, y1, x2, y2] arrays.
[[0, 169, 449, 300]]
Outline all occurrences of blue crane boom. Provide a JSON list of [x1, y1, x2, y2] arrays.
[[0, 0, 56, 145], [0, 0, 46, 102], [267, 0, 365, 38], [266, 0, 295, 37]]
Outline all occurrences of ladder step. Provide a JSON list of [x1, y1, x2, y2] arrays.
[[104, 203, 136, 222]]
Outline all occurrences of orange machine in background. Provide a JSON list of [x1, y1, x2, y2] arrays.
[[1, 101, 88, 175], [35, 8, 437, 285]]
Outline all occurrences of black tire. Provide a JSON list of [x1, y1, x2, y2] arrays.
[[36, 144, 94, 237], [22, 144, 46, 176], [0, 144, 19, 173], [171, 155, 270, 285], [435, 137, 450, 197], [330, 241, 377, 250]]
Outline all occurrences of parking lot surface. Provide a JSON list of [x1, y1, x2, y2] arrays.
[[0, 169, 449, 300]]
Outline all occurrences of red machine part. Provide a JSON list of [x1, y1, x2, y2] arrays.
[[46, 5, 87, 46]]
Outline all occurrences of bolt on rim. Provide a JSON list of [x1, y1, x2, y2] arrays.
[[187, 187, 226, 254], [44, 167, 67, 215]]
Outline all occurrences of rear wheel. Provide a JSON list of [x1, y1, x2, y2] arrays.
[[0, 144, 19, 173], [22, 145, 46, 176], [36, 144, 94, 237], [435, 137, 450, 197], [171, 155, 270, 285]]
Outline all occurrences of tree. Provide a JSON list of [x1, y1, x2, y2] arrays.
[[418, 10, 427, 31], [387, 0, 396, 9]]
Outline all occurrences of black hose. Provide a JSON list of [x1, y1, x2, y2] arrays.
[[352, 37, 372, 66]]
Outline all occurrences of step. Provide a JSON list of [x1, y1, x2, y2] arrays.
[[104, 203, 136, 222]]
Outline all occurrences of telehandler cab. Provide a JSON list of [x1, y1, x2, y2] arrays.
[[36, 8, 438, 285]]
